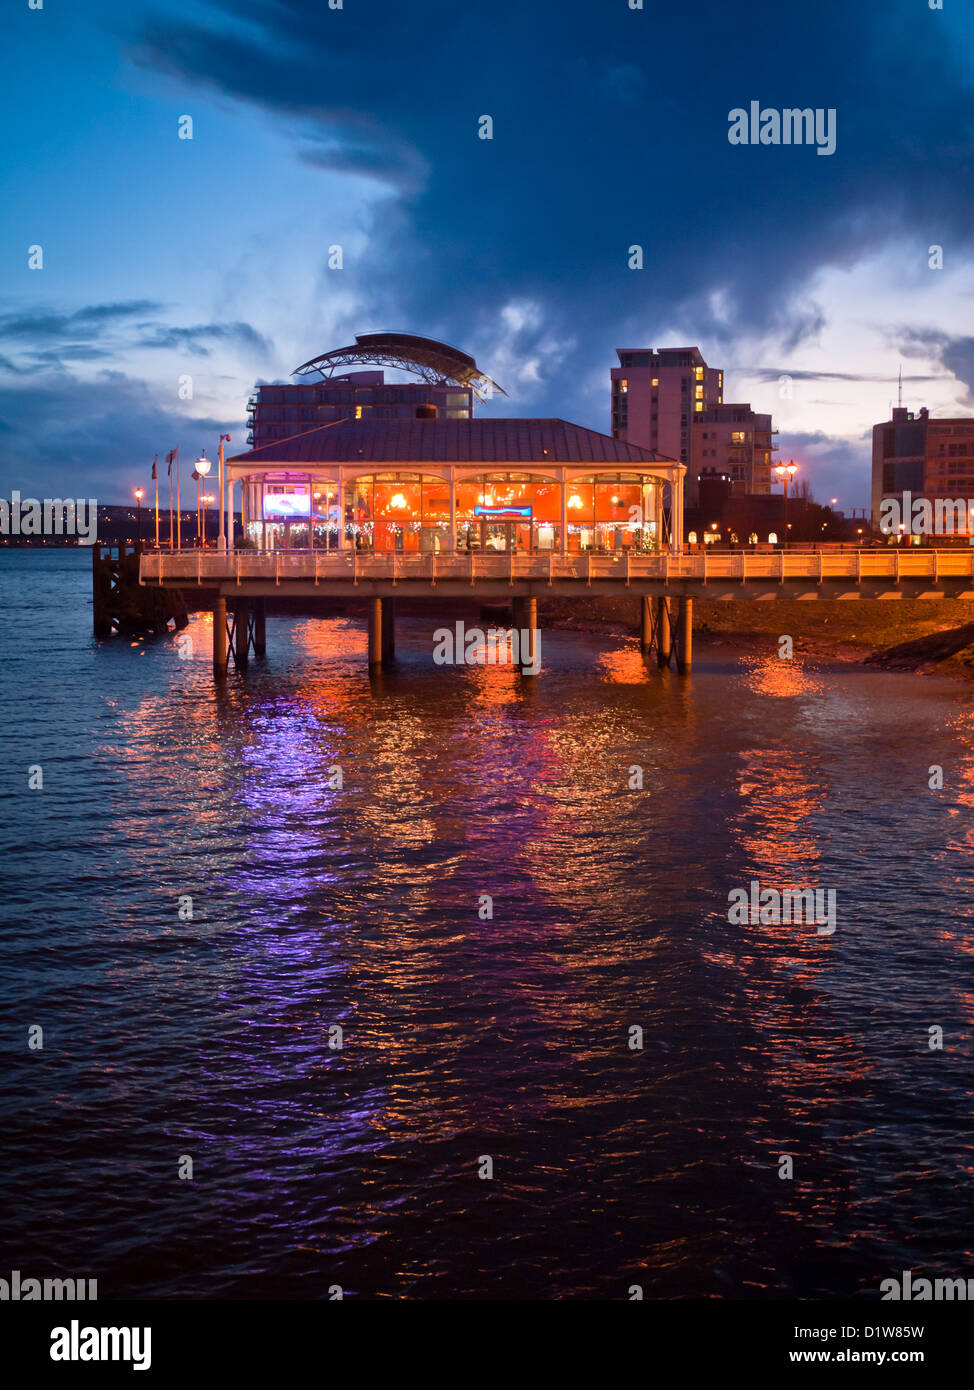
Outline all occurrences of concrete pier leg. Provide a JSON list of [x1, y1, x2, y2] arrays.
[[656, 597, 672, 668], [235, 600, 250, 668], [253, 599, 266, 656], [213, 596, 228, 673], [368, 597, 382, 670], [640, 595, 653, 656], [676, 596, 693, 673], [519, 595, 539, 675], [380, 597, 395, 666]]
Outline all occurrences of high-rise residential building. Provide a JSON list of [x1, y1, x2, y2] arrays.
[[611, 348, 723, 476], [247, 370, 474, 450], [611, 348, 777, 503], [871, 405, 974, 536], [692, 404, 776, 497]]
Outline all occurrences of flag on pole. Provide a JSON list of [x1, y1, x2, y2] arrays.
[[151, 456, 158, 480], [167, 450, 176, 474]]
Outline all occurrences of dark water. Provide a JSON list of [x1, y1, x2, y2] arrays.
[[1, 548, 972, 1300]]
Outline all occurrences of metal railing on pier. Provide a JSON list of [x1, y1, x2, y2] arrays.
[[139, 547, 974, 588]]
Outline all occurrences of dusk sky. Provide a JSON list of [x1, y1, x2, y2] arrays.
[[4, 0, 974, 505]]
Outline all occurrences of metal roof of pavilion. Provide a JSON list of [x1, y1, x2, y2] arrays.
[[227, 418, 682, 468], [292, 332, 506, 403]]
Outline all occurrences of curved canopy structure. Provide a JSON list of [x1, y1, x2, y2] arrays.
[[293, 332, 507, 404]]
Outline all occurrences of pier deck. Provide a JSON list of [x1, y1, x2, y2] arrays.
[[141, 547, 974, 602]]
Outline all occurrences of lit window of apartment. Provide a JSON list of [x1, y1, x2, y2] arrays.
[[695, 402, 703, 412], [695, 386, 703, 399], [731, 430, 746, 443], [694, 367, 704, 381], [651, 377, 659, 387], [619, 378, 628, 394]]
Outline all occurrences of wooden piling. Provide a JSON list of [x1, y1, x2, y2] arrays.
[[675, 596, 693, 672], [213, 597, 228, 673], [380, 597, 395, 666], [235, 599, 251, 667], [656, 597, 671, 668], [520, 595, 539, 675], [368, 597, 382, 669], [640, 595, 653, 655], [92, 543, 112, 637]]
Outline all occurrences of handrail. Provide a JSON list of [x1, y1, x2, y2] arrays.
[[138, 549, 974, 588]]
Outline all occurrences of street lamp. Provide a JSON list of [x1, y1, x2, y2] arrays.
[[774, 461, 798, 542], [218, 434, 232, 552], [134, 488, 144, 544], [193, 452, 211, 548]]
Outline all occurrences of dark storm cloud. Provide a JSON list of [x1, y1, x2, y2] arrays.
[[30, 346, 116, 365], [0, 303, 271, 371], [137, 322, 273, 355], [892, 328, 974, 404], [0, 301, 163, 343], [747, 368, 942, 385], [130, 0, 974, 416]]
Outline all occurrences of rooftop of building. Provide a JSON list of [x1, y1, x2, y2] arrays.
[[228, 417, 682, 468], [614, 346, 708, 367]]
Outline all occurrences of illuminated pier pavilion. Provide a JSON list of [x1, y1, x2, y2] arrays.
[[225, 416, 684, 558]]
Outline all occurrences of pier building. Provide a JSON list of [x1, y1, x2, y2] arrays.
[[222, 417, 685, 557]]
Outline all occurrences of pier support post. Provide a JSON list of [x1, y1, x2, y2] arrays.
[[213, 596, 228, 673], [234, 599, 251, 668], [380, 597, 395, 667], [92, 543, 112, 638], [675, 596, 693, 673], [656, 597, 672, 668], [253, 599, 266, 657], [519, 595, 539, 676], [640, 595, 653, 656], [368, 597, 382, 670]]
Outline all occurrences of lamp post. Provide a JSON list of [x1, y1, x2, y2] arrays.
[[195, 451, 211, 549], [218, 434, 232, 551], [134, 488, 144, 545], [774, 461, 798, 543]]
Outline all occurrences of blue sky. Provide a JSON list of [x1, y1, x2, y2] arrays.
[[3, 0, 974, 505]]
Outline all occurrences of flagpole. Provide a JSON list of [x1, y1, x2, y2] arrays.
[[218, 434, 231, 552], [175, 447, 181, 549], [169, 452, 174, 549], [153, 456, 159, 548]]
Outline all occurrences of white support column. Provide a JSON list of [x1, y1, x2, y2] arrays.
[[449, 466, 456, 552], [669, 472, 682, 555], [225, 471, 233, 550], [560, 467, 568, 555], [338, 468, 347, 551], [308, 472, 314, 551]]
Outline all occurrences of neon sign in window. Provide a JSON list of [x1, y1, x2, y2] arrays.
[[474, 505, 532, 519]]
